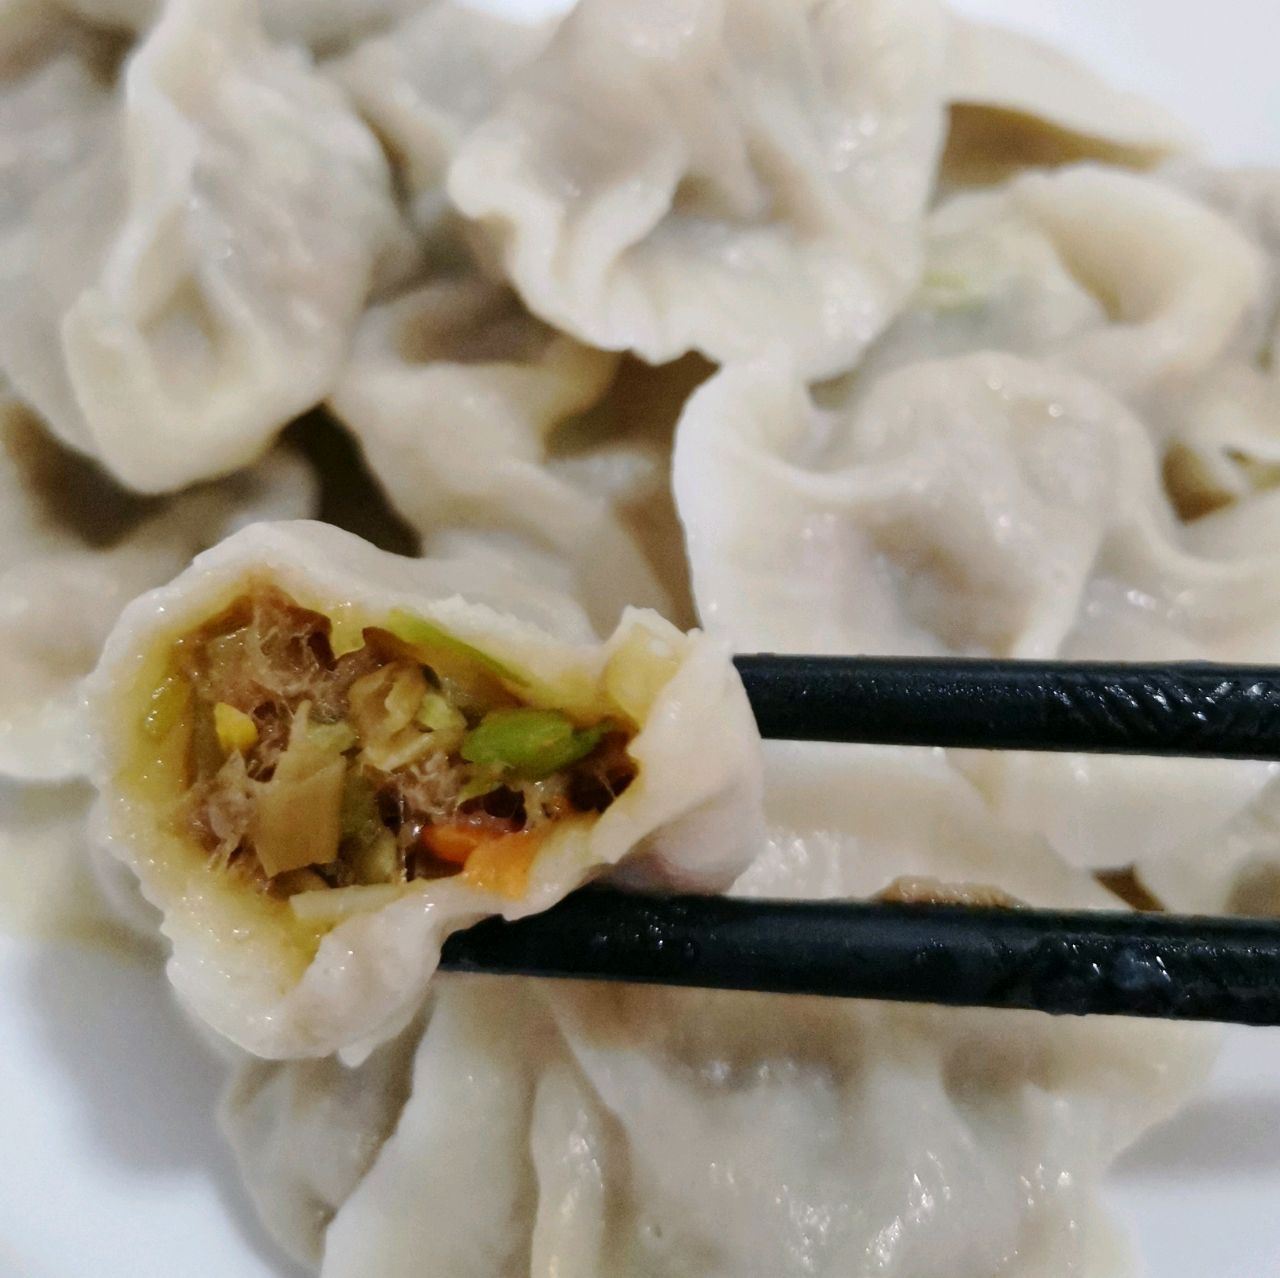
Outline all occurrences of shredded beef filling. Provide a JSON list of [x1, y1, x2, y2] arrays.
[[172, 587, 636, 896]]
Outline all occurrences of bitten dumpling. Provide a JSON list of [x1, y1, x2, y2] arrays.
[[87, 521, 763, 1060]]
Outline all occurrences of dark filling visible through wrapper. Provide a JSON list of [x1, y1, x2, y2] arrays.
[[149, 587, 636, 901]]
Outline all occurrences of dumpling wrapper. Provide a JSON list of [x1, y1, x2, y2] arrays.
[[57, 0, 433, 55], [871, 164, 1264, 406], [942, 19, 1193, 187], [300, 744, 1212, 1278], [0, 396, 317, 781], [327, 274, 692, 632], [220, 1012, 423, 1268], [0, 778, 149, 945], [1148, 164, 1280, 506], [0, 0, 409, 491], [329, 0, 562, 237], [674, 352, 1280, 906], [866, 162, 1280, 515], [448, 0, 948, 379], [87, 520, 763, 1061], [0, 11, 116, 263]]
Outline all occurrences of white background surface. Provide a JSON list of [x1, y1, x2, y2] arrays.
[[3, 1, 1280, 1275]]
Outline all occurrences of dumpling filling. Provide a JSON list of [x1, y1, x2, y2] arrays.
[[147, 585, 637, 909]]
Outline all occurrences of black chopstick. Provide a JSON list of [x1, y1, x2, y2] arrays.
[[440, 657, 1280, 1020], [439, 889, 1280, 1026], [735, 655, 1280, 759]]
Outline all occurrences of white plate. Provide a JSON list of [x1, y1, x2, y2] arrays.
[[4, 2, 1280, 1274]]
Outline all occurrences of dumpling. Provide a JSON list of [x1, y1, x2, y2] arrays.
[[675, 351, 1169, 659], [327, 274, 695, 632], [870, 164, 1264, 404], [267, 982, 1188, 1278], [862, 161, 1280, 517], [220, 1012, 423, 1267], [56, 0, 426, 56], [0, 778, 124, 942], [673, 351, 1280, 906], [0, 0, 409, 492], [448, 0, 948, 379], [1148, 164, 1280, 507], [942, 20, 1191, 188], [87, 520, 763, 1060], [329, 0, 562, 236], [508, 986, 1202, 1278], [0, 396, 317, 781], [311, 747, 1211, 1278]]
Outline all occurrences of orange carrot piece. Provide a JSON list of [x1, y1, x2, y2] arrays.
[[420, 823, 490, 865], [461, 831, 545, 899]]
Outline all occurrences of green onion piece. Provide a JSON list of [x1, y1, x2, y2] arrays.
[[340, 772, 381, 847], [307, 720, 358, 756], [416, 691, 465, 733], [328, 610, 366, 657], [385, 610, 523, 683], [351, 831, 400, 885], [461, 708, 605, 780]]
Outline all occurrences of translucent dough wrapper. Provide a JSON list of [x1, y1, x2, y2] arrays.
[[87, 521, 764, 1060]]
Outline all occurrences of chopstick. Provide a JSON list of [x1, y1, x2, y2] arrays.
[[440, 889, 1280, 1026], [438, 657, 1280, 1022], [734, 655, 1280, 759]]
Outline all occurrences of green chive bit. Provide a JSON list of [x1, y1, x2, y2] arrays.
[[339, 772, 381, 846], [307, 721, 358, 756], [385, 610, 523, 683], [416, 691, 465, 732], [461, 708, 604, 780]]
